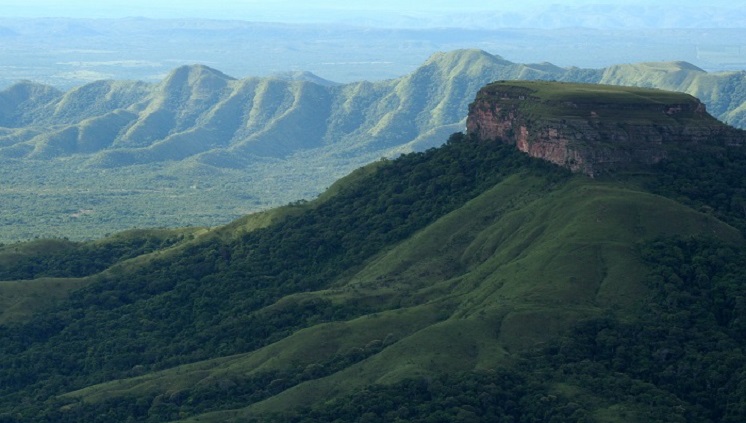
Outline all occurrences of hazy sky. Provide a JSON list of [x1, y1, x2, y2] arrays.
[[3, 0, 743, 27]]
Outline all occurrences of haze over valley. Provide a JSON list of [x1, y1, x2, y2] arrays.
[[0, 18, 744, 90], [1, 0, 745, 89]]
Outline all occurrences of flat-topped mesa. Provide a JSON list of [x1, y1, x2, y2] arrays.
[[466, 80, 744, 176]]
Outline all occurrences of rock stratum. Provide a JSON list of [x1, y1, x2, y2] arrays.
[[467, 80, 745, 176]]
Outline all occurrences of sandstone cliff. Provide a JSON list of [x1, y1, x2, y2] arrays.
[[466, 81, 744, 176]]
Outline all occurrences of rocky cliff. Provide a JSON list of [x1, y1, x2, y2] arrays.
[[466, 81, 744, 176]]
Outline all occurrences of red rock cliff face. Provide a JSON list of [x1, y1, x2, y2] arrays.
[[466, 83, 743, 176]]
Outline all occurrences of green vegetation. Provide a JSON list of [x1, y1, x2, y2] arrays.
[[0, 228, 204, 324], [0, 118, 744, 421], [0, 134, 571, 420], [481, 79, 696, 104], [0, 228, 198, 281], [0, 157, 312, 242], [475, 80, 719, 125], [644, 144, 746, 234], [1, 50, 745, 242], [1, 72, 746, 422]]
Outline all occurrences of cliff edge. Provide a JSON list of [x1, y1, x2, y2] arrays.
[[466, 81, 744, 176]]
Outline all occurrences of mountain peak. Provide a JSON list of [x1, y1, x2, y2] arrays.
[[424, 49, 513, 68], [466, 80, 744, 176], [167, 63, 229, 76], [269, 70, 340, 87], [0, 81, 61, 126], [160, 64, 235, 92]]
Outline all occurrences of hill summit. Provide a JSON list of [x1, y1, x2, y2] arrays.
[[467, 80, 745, 176]]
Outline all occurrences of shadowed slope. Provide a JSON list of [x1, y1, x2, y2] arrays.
[[0, 115, 745, 420], [55, 170, 741, 422]]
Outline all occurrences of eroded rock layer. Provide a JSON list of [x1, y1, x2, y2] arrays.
[[466, 81, 744, 175]]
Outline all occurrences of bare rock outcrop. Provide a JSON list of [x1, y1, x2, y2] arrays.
[[466, 81, 744, 176]]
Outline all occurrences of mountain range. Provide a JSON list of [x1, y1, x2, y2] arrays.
[[1, 49, 745, 241], [3, 49, 745, 164], [0, 80, 745, 421]]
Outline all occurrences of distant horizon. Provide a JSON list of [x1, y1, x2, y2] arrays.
[[0, 2, 743, 90], [2, 1, 744, 29]]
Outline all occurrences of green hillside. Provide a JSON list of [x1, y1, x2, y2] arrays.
[[473, 80, 713, 124], [1, 105, 745, 423]]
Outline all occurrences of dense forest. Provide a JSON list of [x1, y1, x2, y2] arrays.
[[645, 144, 746, 234], [0, 129, 745, 421], [0, 134, 567, 420]]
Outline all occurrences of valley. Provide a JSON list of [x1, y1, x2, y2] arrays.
[[1, 49, 745, 242], [1, 18, 744, 90]]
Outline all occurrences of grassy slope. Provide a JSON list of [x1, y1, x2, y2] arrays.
[[0, 197, 321, 326], [2, 81, 742, 422], [3, 81, 742, 421], [0, 158, 395, 338], [0, 227, 206, 324], [57, 172, 742, 422], [0, 277, 89, 325], [598, 62, 746, 128], [476, 80, 719, 126]]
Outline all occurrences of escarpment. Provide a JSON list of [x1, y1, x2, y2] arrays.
[[466, 81, 744, 176]]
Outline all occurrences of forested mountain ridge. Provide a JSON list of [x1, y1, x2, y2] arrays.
[[1, 82, 746, 421], [1, 49, 745, 242]]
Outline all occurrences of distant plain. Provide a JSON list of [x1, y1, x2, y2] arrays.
[[1, 18, 744, 89]]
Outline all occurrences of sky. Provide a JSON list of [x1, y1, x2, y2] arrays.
[[3, 0, 744, 27]]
